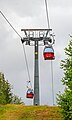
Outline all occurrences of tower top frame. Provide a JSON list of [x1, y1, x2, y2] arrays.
[[21, 28, 52, 32]]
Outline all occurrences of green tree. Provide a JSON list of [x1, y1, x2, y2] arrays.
[[0, 72, 13, 104], [12, 95, 24, 104], [0, 72, 24, 104], [57, 39, 72, 120]]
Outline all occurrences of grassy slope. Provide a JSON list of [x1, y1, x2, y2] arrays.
[[0, 104, 63, 120]]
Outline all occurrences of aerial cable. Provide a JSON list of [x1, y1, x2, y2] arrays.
[[44, 0, 55, 105], [22, 44, 32, 88], [51, 60, 54, 105], [0, 11, 22, 39], [45, 0, 50, 30], [0, 11, 32, 88]]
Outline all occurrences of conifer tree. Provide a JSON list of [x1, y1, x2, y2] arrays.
[[0, 72, 23, 104], [57, 39, 72, 120], [0, 72, 12, 104]]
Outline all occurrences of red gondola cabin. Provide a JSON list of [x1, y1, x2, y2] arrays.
[[26, 88, 34, 99], [43, 46, 55, 60]]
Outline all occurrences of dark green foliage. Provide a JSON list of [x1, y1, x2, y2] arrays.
[[0, 72, 23, 104], [57, 39, 72, 120], [57, 89, 72, 120], [0, 72, 13, 104], [11, 95, 24, 104]]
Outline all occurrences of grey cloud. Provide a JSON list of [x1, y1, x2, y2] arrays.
[[49, 0, 72, 8], [0, 0, 44, 17]]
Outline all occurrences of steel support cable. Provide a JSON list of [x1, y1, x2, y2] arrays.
[[45, 0, 55, 105], [0, 11, 22, 39], [22, 44, 32, 88], [0, 11, 32, 88], [51, 60, 54, 105], [45, 0, 50, 30]]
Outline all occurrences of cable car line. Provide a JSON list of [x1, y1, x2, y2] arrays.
[[22, 43, 34, 99], [44, 0, 55, 105], [0, 1, 55, 102], [51, 60, 55, 105], [0, 10, 33, 90], [45, 0, 50, 30], [22, 44, 32, 88], [0, 11, 22, 39]]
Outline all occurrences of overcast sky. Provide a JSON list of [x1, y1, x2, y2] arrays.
[[0, 0, 72, 105]]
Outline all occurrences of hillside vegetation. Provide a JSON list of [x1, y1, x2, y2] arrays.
[[0, 104, 63, 120]]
